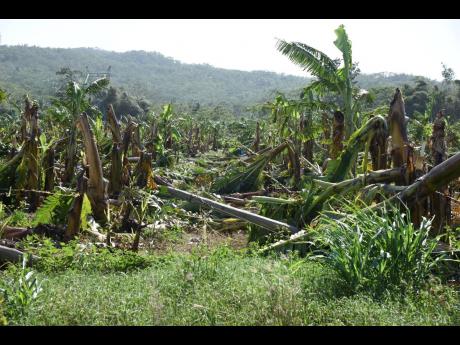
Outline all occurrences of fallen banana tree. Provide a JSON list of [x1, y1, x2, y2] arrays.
[[261, 150, 460, 253], [0, 244, 40, 265], [162, 185, 298, 234]]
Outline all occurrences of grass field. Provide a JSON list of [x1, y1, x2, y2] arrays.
[[3, 245, 458, 326]]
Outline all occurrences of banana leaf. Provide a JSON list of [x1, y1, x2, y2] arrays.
[[211, 142, 288, 194]]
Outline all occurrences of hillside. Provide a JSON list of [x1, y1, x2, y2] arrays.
[[0, 45, 310, 108], [0, 46, 440, 111]]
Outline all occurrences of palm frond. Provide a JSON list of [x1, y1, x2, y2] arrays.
[[85, 78, 109, 95], [333, 25, 352, 71], [276, 40, 339, 83]]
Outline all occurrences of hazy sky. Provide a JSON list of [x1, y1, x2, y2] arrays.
[[1, 19, 459, 81]]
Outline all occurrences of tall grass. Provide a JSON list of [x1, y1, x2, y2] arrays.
[[315, 199, 443, 294]]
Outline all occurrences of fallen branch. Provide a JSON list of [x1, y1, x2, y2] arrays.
[[0, 245, 40, 265]]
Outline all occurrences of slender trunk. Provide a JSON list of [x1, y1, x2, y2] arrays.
[[106, 105, 123, 197], [43, 147, 55, 192]]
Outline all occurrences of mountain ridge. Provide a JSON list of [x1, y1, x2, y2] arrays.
[[0, 45, 437, 110]]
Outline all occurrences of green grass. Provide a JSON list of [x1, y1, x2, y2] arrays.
[[4, 246, 459, 326]]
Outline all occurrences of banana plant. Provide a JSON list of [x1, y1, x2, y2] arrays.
[[277, 25, 357, 140], [50, 78, 109, 184]]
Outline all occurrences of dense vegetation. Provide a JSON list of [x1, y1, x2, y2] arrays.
[[0, 26, 459, 326]]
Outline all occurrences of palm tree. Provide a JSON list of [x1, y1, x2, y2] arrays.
[[54, 78, 109, 183], [276, 25, 356, 140]]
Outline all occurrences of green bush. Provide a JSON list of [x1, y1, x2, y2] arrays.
[[315, 201, 443, 294]]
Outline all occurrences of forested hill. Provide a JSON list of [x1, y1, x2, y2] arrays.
[[0, 45, 309, 107], [0, 45, 436, 108]]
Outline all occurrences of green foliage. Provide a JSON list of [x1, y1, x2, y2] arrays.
[[33, 190, 74, 226], [0, 256, 43, 324], [315, 200, 444, 294], [211, 153, 271, 194], [8, 209, 33, 227], [0, 298, 7, 325], [19, 236, 154, 274]]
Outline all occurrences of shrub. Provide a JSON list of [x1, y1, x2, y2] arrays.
[[315, 200, 443, 294]]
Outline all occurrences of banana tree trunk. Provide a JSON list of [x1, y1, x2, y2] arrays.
[[106, 104, 122, 143], [25, 102, 40, 211], [64, 172, 87, 241], [43, 147, 55, 192], [375, 150, 460, 210], [369, 117, 388, 171], [106, 105, 123, 197], [77, 113, 108, 224], [430, 111, 449, 236], [63, 127, 77, 184], [387, 89, 410, 178], [164, 186, 298, 234], [135, 151, 156, 189]]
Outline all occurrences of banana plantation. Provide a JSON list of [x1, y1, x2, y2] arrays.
[[0, 25, 459, 326]]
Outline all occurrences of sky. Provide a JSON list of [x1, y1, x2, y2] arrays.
[[1, 19, 459, 81]]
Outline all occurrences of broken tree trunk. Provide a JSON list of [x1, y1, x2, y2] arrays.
[[430, 111, 450, 236], [106, 105, 123, 197], [64, 171, 88, 241], [0, 245, 40, 265], [369, 115, 388, 171], [77, 113, 108, 224], [262, 152, 460, 253], [22, 101, 40, 211], [374, 150, 460, 211], [134, 151, 156, 189], [63, 126, 78, 184], [43, 147, 55, 192], [164, 186, 298, 234], [106, 104, 122, 143], [387, 88, 412, 181]]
